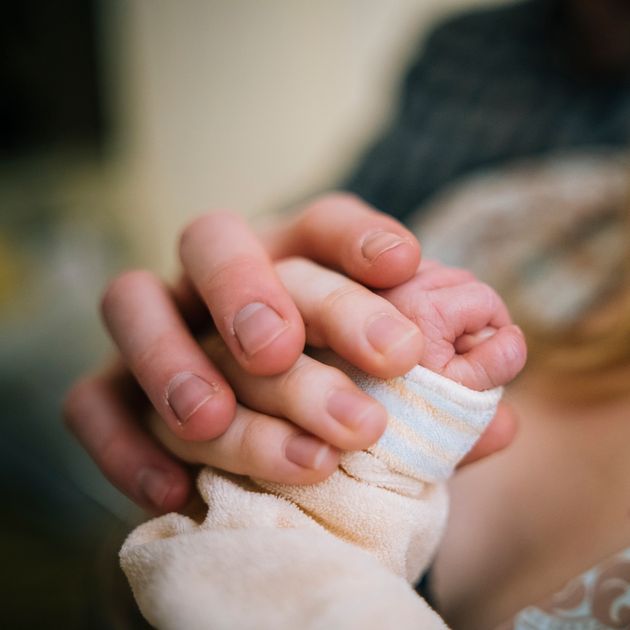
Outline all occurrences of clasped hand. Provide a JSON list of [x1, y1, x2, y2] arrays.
[[64, 194, 526, 513]]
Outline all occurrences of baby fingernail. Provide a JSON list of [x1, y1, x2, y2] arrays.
[[327, 389, 385, 431], [454, 327, 498, 354], [285, 435, 330, 470], [167, 372, 218, 424], [361, 231, 407, 262], [476, 326, 498, 341], [366, 314, 420, 356], [233, 302, 288, 357], [138, 467, 172, 510]]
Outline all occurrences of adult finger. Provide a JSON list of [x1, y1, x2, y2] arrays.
[[179, 211, 305, 375], [63, 370, 192, 514], [261, 192, 422, 289], [200, 338, 388, 451], [275, 257, 424, 378], [101, 270, 236, 441], [149, 403, 340, 486]]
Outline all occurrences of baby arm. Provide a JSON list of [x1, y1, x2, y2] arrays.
[[120, 259, 526, 630]]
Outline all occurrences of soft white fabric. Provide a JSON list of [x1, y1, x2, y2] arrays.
[[120, 352, 501, 629]]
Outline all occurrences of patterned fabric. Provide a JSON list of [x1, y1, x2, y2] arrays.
[[319, 352, 502, 483], [496, 548, 630, 629], [344, 0, 630, 222]]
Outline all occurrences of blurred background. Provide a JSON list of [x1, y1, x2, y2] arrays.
[[1, 0, 502, 626]]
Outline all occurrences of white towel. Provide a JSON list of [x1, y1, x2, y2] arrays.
[[120, 350, 501, 629]]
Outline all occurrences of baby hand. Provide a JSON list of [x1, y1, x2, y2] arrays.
[[377, 260, 526, 391], [149, 257, 525, 483]]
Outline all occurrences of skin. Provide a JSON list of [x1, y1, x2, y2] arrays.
[[432, 369, 630, 629], [149, 257, 526, 474], [64, 194, 524, 513]]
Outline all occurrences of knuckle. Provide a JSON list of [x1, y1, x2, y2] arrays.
[[238, 415, 272, 467], [308, 191, 362, 214], [394, 285, 427, 325], [274, 255, 312, 275], [467, 280, 501, 315], [178, 210, 239, 257], [274, 256, 317, 279], [298, 192, 364, 227], [425, 294, 450, 333], [202, 254, 264, 295], [178, 215, 207, 257], [101, 269, 156, 318], [319, 283, 365, 322], [277, 356, 322, 396], [133, 330, 180, 376], [480, 281, 501, 306]]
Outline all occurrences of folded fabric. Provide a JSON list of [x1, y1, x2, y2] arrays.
[[120, 350, 502, 630]]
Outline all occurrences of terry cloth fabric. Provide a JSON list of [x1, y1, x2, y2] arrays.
[[120, 351, 502, 630]]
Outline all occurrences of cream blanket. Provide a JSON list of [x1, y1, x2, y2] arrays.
[[120, 352, 501, 629]]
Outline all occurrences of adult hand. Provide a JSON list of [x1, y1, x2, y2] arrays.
[[63, 194, 423, 513], [150, 258, 526, 483]]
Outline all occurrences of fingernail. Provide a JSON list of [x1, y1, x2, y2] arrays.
[[233, 302, 288, 357], [366, 314, 420, 356], [454, 327, 498, 354], [285, 435, 330, 470], [167, 372, 218, 424], [361, 231, 407, 262], [475, 326, 498, 342], [138, 467, 172, 509], [327, 389, 385, 431]]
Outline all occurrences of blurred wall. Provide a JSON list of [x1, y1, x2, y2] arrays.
[[112, 0, 512, 273]]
